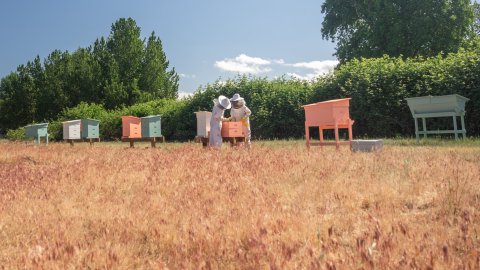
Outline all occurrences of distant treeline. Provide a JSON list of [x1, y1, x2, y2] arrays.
[[0, 18, 179, 132], [5, 45, 480, 141]]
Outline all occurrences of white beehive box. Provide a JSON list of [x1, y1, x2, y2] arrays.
[[63, 120, 82, 140], [351, 140, 383, 152], [194, 111, 212, 138]]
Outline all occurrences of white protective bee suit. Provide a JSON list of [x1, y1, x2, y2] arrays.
[[209, 95, 231, 148], [230, 94, 252, 144]]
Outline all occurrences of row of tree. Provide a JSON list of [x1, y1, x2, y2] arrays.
[[0, 18, 179, 131]]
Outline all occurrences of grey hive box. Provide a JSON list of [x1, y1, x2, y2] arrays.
[[351, 140, 383, 152], [81, 119, 100, 139], [405, 94, 469, 141], [141, 115, 162, 138], [25, 123, 49, 144]]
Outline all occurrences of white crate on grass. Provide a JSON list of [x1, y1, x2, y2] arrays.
[[351, 140, 383, 152]]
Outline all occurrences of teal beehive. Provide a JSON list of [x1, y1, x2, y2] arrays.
[[81, 119, 100, 139], [141, 115, 162, 138], [25, 123, 49, 144]]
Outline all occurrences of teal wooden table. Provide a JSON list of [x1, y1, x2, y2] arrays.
[[25, 123, 49, 144], [405, 94, 469, 141]]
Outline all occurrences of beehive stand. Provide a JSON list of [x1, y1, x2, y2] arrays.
[[194, 136, 210, 147], [303, 98, 354, 150], [121, 136, 165, 148], [223, 136, 246, 146], [25, 123, 49, 145], [66, 138, 101, 146], [405, 94, 469, 141]]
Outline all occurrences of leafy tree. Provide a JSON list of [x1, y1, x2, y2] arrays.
[[321, 0, 475, 62], [107, 17, 144, 105], [39, 50, 70, 120], [0, 17, 179, 132], [139, 32, 179, 100], [0, 67, 37, 129]]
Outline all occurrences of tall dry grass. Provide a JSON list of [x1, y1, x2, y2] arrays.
[[0, 142, 479, 269]]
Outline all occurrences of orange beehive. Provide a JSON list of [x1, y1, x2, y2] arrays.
[[221, 122, 244, 137], [303, 98, 351, 125], [302, 98, 354, 149], [121, 116, 142, 138]]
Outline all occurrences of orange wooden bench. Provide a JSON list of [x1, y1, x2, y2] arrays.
[[303, 98, 354, 150]]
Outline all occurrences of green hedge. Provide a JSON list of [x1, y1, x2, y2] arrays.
[[313, 50, 480, 137], [180, 76, 315, 140], [5, 48, 480, 141]]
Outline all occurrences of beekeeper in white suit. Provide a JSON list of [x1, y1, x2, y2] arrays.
[[209, 95, 231, 148], [230, 93, 252, 145]]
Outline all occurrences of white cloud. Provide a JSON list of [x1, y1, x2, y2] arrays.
[[287, 60, 339, 76], [287, 72, 318, 81], [214, 54, 338, 80], [177, 91, 194, 100], [215, 54, 272, 74], [180, 73, 196, 79]]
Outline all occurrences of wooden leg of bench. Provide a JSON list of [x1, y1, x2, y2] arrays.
[[453, 116, 458, 140], [305, 124, 310, 149], [422, 118, 427, 139], [334, 123, 340, 150]]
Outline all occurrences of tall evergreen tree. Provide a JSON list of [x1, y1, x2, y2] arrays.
[[0, 67, 37, 128], [107, 17, 144, 105], [139, 31, 179, 100]]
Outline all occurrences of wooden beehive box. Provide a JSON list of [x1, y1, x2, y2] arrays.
[[25, 123, 48, 138], [63, 120, 82, 140], [81, 119, 100, 139], [194, 111, 212, 138], [303, 98, 351, 126], [141, 115, 162, 138], [121, 116, 142, 138], [405, 94, 469, 116], [221, 122, 244, 137], [25, 123, 49, 144]]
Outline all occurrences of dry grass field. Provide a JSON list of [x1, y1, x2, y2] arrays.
[[0, 141, 479, 269]]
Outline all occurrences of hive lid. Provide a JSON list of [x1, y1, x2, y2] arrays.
[[405, 94, 469, 102], [62, 119, 81, 124], [302, 98, 351, 107], [141, 115, 161, 119], [25, 123, 49, 127], [82, 118, 100, 122]]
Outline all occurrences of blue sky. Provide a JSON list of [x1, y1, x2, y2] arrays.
[[0, 0, 338, 96]]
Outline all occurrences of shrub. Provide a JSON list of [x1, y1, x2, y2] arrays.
[[5, 127, 25, 141]]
